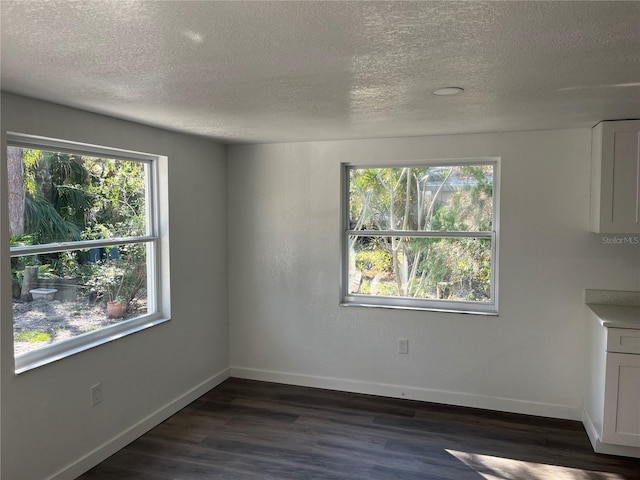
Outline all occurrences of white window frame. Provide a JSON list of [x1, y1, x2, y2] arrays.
[[7, 133, 171, 373], [340, 158, 499, 315]]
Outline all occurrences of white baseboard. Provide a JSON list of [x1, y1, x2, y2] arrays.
[[582, 408, 640, 458], [230, 367, 581, 421], [48, 368, 230, 480], [582, 408, 600, 450]]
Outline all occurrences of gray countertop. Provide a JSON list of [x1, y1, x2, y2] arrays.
[[587, 304, 640, 329]]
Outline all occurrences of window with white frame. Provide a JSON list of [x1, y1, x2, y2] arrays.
[[342, 160, 498, 314], [7, 134, 169, 373]]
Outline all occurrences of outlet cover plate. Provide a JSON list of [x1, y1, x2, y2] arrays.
[[90, 383, 102, 406]]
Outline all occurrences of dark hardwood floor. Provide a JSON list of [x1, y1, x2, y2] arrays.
[[79, 378, 640, 479]]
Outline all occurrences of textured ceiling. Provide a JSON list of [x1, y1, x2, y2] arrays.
[[1, 1, 639, 144]]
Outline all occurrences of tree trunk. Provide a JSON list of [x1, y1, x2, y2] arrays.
[[7, 147, 24, 236], [21, 265, 39, 301], [36, 154, 53, 203]]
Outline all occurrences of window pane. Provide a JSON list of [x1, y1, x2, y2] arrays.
[[349, 165, 493, 232], [348, 235, 492, 302], [12, 243, 150, 356], [7, 146, 147, 245]]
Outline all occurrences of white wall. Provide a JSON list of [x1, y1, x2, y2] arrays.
[[2, 95, 638, 478], [227, 130, 640, 420], [0, 94, 229, 480]]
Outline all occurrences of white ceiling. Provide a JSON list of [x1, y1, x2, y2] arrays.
[[1, 1, 639, 144]]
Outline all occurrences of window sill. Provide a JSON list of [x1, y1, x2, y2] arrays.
[[14, 313, 171, 374], [341, 297, 498, 316]]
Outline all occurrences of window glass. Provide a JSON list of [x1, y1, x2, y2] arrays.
[[7, 138, 164, 371], [12, 243, 150, 356], [344, 162, 498, 314], [11, 150, 148, 244], [349, 165, 493, 232], [348, 235, 492, 302]]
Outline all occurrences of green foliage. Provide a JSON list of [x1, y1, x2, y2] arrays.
[[24, 195, 81, 243], [359, 277, 398, 296], [421, 237, 491, 301], [20, 149, 90, 244], [86, 244, 147, 305], [48, 152, 89, 186], [84, 158, 146, 237], [14, 148, 147, 246], [355, 246, 391, 274], [349, 164, 494, 301], [10, 234, 37, 288], [15, 330, 51, 343], [50, 251, 82, 279], [10, 147, 148, 293], [21, 148, 42, 196]]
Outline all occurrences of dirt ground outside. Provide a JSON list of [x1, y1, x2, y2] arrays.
[[12, 298, 145, 356]]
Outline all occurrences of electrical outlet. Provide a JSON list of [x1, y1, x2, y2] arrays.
[[90, 383, 102, 407], [398, 338, 409, 354]]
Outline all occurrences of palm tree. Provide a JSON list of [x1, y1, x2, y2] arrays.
[[12, 148, 92, 244]]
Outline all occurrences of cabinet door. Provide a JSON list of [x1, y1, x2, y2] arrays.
[[603, 352, 640, 447], [591, 120, 640, 233]]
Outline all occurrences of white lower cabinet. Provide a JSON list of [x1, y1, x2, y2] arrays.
[[584, 312, 640, 458], [602, 352, 640, 447]]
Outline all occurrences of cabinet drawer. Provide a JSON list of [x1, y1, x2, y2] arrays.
[[608, 328, 640, 354]]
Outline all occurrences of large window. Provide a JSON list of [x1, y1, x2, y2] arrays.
[[342, 160, 499, 314], [7, 134, 169, 373]]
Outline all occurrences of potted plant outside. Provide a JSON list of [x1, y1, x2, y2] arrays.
[[90, 245, 146, 319]]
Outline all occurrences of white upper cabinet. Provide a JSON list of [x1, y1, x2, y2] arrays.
[[591, 120, 640, 233]]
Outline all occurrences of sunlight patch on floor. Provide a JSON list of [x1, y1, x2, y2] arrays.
[[446, 449, 625, 480]]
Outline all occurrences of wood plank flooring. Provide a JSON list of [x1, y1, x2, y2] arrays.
[[79, 378, 640, 479]]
